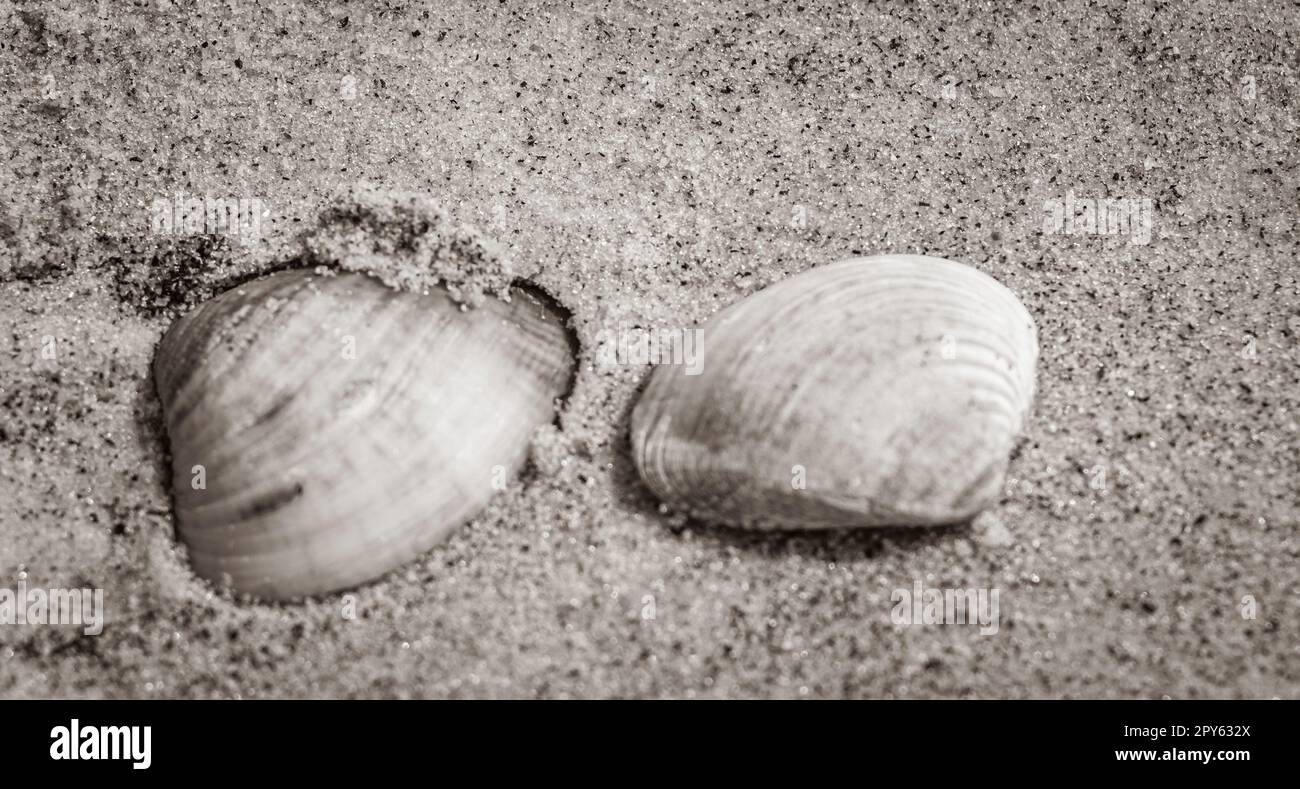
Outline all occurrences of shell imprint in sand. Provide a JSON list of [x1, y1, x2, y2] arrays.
[[631, 255, 1038, 529], [154, 268, 575, 600]]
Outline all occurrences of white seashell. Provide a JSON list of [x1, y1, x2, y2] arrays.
[[630, 255, 1037, 529], [154, 268, 574, 600]]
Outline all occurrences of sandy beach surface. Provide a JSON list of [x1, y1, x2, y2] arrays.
[[1, 0, 1297, 698]]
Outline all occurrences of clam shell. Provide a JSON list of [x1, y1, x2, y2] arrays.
[[155, 269, 574, 600], [630, 255, 1037, 529]]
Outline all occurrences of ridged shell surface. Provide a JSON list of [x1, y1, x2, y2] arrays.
[[155, 269, 574, 600], [631, 255, 1037, 529]]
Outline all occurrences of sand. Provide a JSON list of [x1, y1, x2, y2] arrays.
[[1, 0, 1297, 698]]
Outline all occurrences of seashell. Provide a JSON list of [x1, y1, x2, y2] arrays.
[[154, 268, 574, 600], [630, 255, 1037, 529]]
